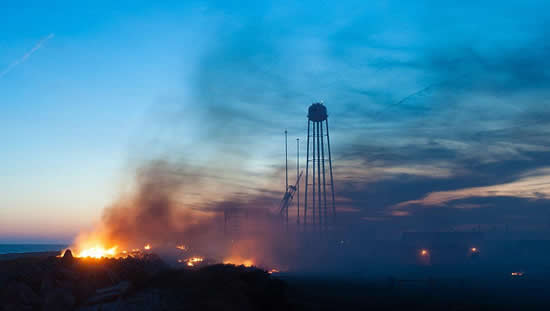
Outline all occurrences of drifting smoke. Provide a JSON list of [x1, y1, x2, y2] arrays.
[[70, 5, 333, 268], [100, 160, 214, 249], [72, 158, 293, 268]]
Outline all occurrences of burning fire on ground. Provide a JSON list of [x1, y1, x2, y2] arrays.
[[61, 243, 153, 259], [60, 230, 156, 259], [76, 246, 119, 259], [62, 237, 278, 272], [178, 256, 204, 267], [60, 161, 288, 275], [223, 257, 255, 268]]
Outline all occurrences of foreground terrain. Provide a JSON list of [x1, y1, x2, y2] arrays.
[[2, 252, 550, 310]]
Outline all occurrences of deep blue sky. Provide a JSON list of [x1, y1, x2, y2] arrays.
[[2, 1, 550, 242]]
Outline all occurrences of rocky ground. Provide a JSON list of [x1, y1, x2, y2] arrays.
[[0, 251, 287, 311]]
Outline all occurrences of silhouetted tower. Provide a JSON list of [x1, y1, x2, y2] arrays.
[[285, 129, 288, 227], [280, 132, 303, 229], [304, 103, 336, 231], [296, 138, 300, 225]]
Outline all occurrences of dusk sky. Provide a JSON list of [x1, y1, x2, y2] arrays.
[[2, 1, 550, 243]]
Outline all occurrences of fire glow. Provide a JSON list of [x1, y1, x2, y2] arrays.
[[178, 256, 204, 267], [63, 234, 154, 259], [77, 245, 119, 259], [224, 258, 255, 268], [64, 237, 280, 274]]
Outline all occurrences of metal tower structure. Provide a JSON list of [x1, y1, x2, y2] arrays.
[[280, 132, 303, 228], [303, 103, 336, 231], [285, 129, 288, 227], [296, 138, 300, 225], [279, 171, 303, 222]]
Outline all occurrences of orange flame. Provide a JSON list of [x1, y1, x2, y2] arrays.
[[178, 256, 204, 267], [75, 245, 119, 258], [224, 257, 254, 267]]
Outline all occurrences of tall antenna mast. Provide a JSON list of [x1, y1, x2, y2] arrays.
[[285, 129, 288, 191], [285, 129, 288, 227], [297, 138, 300, 224]]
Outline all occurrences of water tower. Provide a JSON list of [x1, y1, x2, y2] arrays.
[[303, 103, 336, 231]]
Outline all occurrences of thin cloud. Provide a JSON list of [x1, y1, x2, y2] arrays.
[[0, 33, 54, 78], [394, 167, 550, 208]]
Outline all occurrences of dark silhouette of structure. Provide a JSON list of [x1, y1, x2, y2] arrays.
[[304, 103, 336, 231], [279, 171, 303, 224], [296, 137, 300, 224], [285, 129, 288, 226], [280, 131, 303, 229]]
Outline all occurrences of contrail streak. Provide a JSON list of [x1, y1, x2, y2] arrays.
[[0, 33, 54, 78]]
